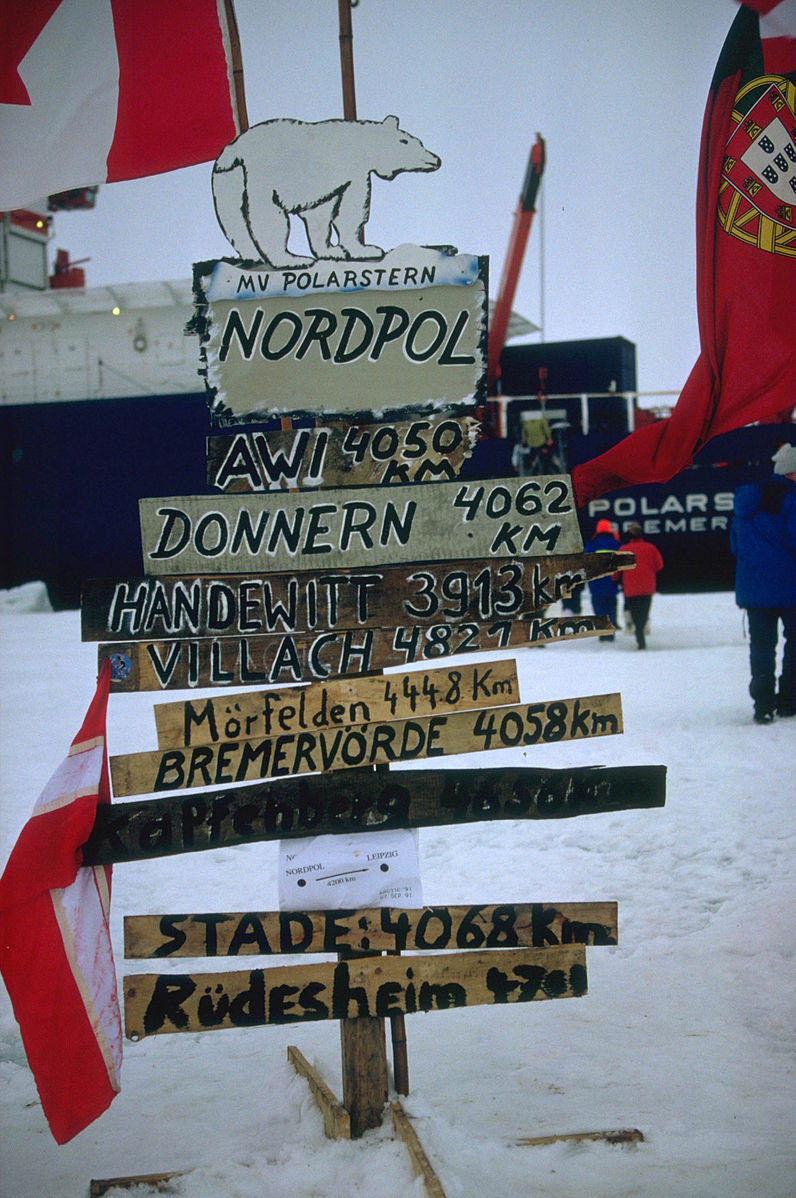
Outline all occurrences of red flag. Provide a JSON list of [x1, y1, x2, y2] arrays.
[[573, 1, 796, 507], [0, 660, 121, 1144], [0, 0, 242, 210]]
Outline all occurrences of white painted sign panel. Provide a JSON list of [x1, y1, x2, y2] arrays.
[[139, 475, 582, 575], [192, 248, 487, 421]]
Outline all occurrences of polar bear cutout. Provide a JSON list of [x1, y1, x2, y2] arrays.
[[212, 115, 441, 269]]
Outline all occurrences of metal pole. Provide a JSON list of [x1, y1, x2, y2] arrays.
[[538, 170, 545, 342], [390, 1012, 410, 1096], [224, 0, 249, 132], [338, 0, 357, 120]]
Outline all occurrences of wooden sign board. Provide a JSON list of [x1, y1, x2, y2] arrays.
[[207, 416, 479, 491], [109, 693, 622, 798], [81, 553, 632, 641], [152, 659, 519, 748], [138, 476, 582, 576], [100, 615, 613, 692], [124, 945, 587, 1039], [83, 764, 666, 865], [193, 251, 488, 422], [124, 901, 618, 959]]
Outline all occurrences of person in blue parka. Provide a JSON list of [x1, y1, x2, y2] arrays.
[[584, 518, 621, 641], [730, 442, 796, 723]]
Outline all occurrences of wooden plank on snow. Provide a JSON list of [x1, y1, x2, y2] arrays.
[[391, 1101, 448, 1198], [287, 1045, 351, 1140]]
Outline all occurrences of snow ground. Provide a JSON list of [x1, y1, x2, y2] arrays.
[[1, 590, 794, 1198]]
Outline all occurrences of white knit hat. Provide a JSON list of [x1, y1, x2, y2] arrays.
[[771, 443, 796, 475]]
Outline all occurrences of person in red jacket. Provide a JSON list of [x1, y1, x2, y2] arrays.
[[617, 523, 664, 649]]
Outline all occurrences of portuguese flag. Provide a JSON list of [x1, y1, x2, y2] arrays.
[[573, 1, 796, 507]]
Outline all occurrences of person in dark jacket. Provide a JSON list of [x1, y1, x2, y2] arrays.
[[584, 518, 621, 640], [730, 442, 796, 724], [617, 523, 664, 649]]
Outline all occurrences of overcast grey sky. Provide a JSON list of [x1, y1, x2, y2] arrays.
[[51, 0, 740, 399]]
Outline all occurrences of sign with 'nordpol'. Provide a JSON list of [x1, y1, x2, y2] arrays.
[[192, 249, 488, 421], [139, 475, 582, 575]]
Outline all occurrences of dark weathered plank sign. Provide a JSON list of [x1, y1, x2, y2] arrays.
[[193, 251, 488, 421], [81, 553, 632, 641], [109, 693, 623, 798], [123, 945, 587, 1039], [124, 901, 618, 959], [152, 659, 519, 748], [82, 764, 666, 865], [99, 615, 612, 691], [138, 476, 582, 575], [207, 416, 479, 491]]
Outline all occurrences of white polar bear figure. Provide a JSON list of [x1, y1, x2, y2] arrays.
[[212, 115, 441, 268]]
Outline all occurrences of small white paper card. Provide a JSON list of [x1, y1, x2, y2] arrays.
[[278, 829, 421, 911]]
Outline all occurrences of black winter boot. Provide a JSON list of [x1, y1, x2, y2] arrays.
[[750, 675, 776, 723]]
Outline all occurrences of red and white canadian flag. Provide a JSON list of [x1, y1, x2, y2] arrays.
[[0, 660, 121, 1144], [570, 0, 796, 506], [0, 0, 242, 210]]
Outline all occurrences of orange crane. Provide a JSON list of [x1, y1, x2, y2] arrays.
[[486, 133, 546, 397]]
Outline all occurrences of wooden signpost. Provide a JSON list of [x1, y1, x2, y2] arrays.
[[109, 692, 623, 798], [119, 897, 619, 1144], [207, 414, 479, 490], [192, 250, 488, 422], [138, 475, 583, 575], [68, 68, 664, 1178], [151, 659, 520, 747], [81, 552, 633, 640], [124, 945, 588, 1040], [98, 614, 613, 691], [123, 902, 619, 959], [82, 764, 666, 865]]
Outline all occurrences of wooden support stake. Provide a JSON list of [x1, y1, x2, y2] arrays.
[[287, 1045, 351, 1139], [391, 1101, 448, 1198], [516, 1127, 644, 1147], [89, 1173, 184, 1195], [390, 1013, 409, 1096]]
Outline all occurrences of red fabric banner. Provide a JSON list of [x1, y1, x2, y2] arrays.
[[573, 1, 796, 507], [0, 661, 122, 1144], [106, 0, 240, 182]]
